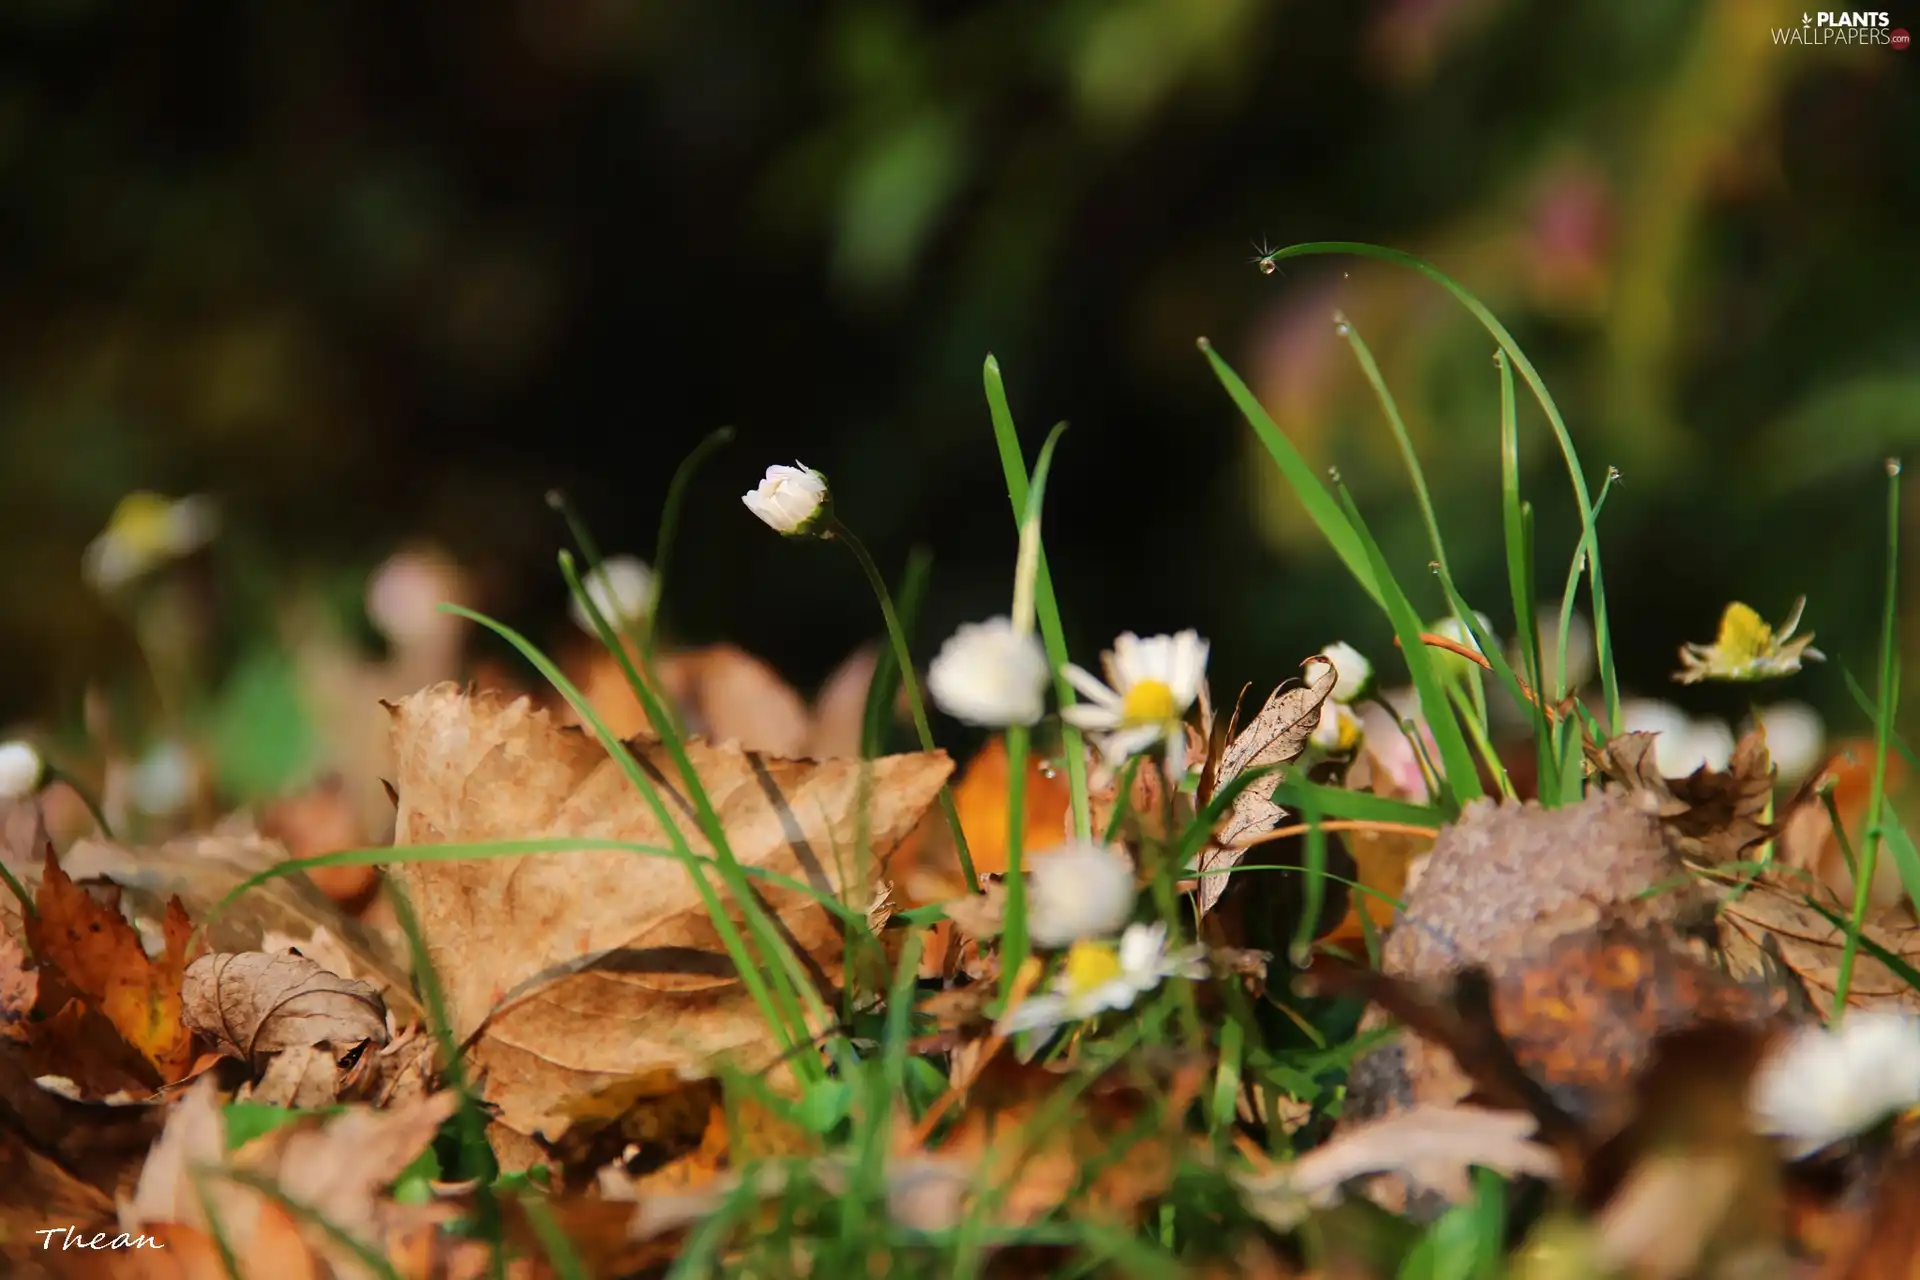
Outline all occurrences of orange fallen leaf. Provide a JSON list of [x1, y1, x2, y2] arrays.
[[902, 737, 1072, 891], [27, 848, 196, 1081]]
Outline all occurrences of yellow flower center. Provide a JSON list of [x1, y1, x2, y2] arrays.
[[1714, 602, 1773, 663], [106, 492, 181, 557], [1119, 678, 1178, 726], [1062, 940, 1123, 997]]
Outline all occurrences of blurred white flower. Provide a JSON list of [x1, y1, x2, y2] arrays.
[[1358, 692, 1436, 802], [1310, 701, 1364, 754], [1748, 701, 1826, 784], [1024, 841, 1137, 948], [1061, 630, 1209, 779], [1514, 609, 1595, 695], [365, 547, 468, 650], [1620, 698, 1734, 776], [1750, 1013, 1920, 1157], [568, 555, 655, 634], [1320, 641, 1373, 704], [742, 463, 830, 536], [996, 922, 1207, 1035], [0, 741, 45, 800], [926, 617, 1050, 727], [82, 492, 219, 593], [129, 740, 198, 816]]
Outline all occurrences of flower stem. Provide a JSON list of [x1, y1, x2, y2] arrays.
[[1000, 726, 1030, 1005], [43, 765, 114, 841], [828, 521, 977, 891]]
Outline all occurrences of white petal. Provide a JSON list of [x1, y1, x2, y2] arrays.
[[1118, 921, 1169, 975], [1062, 704, 1125, 732], [1163, 727, 1189, 782], [1099, 724, 1164, 762], [1025, 843, 1138, 948], [1062, 664, 1123, 709], [1069, 978, 1140, 1018], [995, 995, 1073, 1036]]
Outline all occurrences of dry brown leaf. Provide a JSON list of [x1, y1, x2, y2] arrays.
[[808, 643, 880, 759], [182, 950, 388, 1062], [1589, 727, 1777, 865], [384, 683, 952, 1140], [257, 777, 381, 912], [1196, 658, 1337, 916], [0, 1124, 116, 1270], [26, 848, 196, 1081], [47, 831, 418, 1022], [2, 925, 36, 1039], [1236, 1104, 1558, 1229], [662, 643, 814, 757], [1717, 872, 1920, 1015]]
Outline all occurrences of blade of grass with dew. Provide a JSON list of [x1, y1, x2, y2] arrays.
[[1336, 312, 1450, 579], [1199, 340, 1382, 606], [862, 547, 931, 758], [1250, 241, 1621, 731], [984, 355, 1092, 841], [1334, 482, 1483, 807], [1518, 500, 1561, 799], [1496, 353, 1545, 720], [644, 425, 735, 665], [1554, 466, 1619, 705], [1435, 562, 1541, 796], [1836, 460, 1904, 1015], [1001, 421, 1070, 1007], [445, 601, 820, 1076], [1445, 679, 1513, 801]]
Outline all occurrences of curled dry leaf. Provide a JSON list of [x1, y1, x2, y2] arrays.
[[1236, 1104, 1558, 1230], [1589, 727, 1777, 866], [182, 950, 388, 1061], [384, 683, 952, 1140], [1195, 658, 1336, 917]]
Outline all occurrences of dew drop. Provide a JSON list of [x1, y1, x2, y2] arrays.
[[1334, 321, 1352, 337], [1037, 759, 1060, 779], [1889, 457, 1904, 477], [1258, 258, 1277, 276]]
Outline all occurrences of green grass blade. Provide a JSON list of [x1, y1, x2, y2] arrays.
[[645, 425, 736, 665], [1435, 562, 1541, 761], [1337, 312, 1449, 578], [984, 355, 1092, 840], [1835, 459, 1904, 1015], [1252, 241, 1619, 730], [861, 548, 931, 758], [1268, 777, 1444, 827], [444, 601, 819, 1075], [1333, 483, 1482, 807], [1198, 340, 1381, 605]]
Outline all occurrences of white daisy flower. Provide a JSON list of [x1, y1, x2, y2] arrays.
[[1309, 701, 1364, 754], [926, 616, 1050, 727], [1620, 698, 1735, 776], [996, 921, 1208, 1035], [1747, 701, 1825, 784], [742, 462, 831, 536], [82, 492, 219, 593], [1061, 630, 1209, 779], [1749, 1013, 1920, 1157], [1024, 841, 1137, 948], [0, 740, 46, 801], [1319, 641, 1373, 704], [568, 555, 655, 635]]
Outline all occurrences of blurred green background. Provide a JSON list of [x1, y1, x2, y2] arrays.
[[2, 0, 1916, 765]]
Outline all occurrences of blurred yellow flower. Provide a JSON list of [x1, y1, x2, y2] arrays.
[[82, 492, 218, 593], [1674, 597, 1823, 685]]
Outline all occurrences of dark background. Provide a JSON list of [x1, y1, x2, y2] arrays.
[[2, 0, 1916, 755]]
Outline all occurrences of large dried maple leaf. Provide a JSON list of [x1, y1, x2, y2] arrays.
[[385, 684, 952, 1139]]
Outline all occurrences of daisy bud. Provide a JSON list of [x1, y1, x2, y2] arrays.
[[926, 616, 1050, 727], [1750, 1012, 1920, 1157], [1024, 841, 1138, 949], [0, 740, 46, 801], [568, 555, 655, 634], [742, 463, 831, 537], [1319, 641, 1373, 704]]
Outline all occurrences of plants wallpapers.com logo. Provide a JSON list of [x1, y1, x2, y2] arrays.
[[1773, 10, 1909, 45]]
